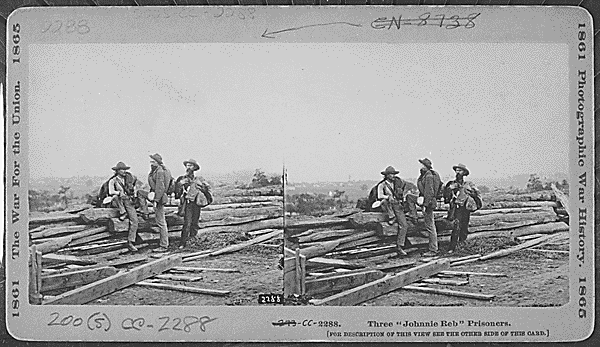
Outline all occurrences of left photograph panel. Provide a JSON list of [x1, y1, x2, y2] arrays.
[[26, 43, 284, 306]]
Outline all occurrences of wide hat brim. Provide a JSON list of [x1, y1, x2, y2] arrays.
[[418, 159, 432, 168], [112, 164, 130, 170], [183, 161, 200, 171], [381, 170, 399, 175], [453, 165, 470, 175], [149, 154, 163, 164]]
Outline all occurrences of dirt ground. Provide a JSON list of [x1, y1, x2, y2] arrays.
[[82, 233, 283, 306], [309, 236, 570, 307]]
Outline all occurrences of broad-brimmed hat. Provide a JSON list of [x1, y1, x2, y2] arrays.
[[149, 153, 163, 165], [381, 166, 399, 175], [112, 161, 130, 171], [453, 163, 470, 176], [418, 158, 433, 169], [183, 159, 200, 171]]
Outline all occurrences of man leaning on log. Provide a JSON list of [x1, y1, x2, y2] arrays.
[[376, 166, 409, 257], [148, 153, 173, 253], [443, 163, 482, 253], [174, 159, 212, 250], [107, 162, 148, 252]]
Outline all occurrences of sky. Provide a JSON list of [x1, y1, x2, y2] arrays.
[[28, 42, 569, 183]]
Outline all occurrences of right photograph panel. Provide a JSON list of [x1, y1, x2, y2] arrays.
[[283, 42, 570, 307]]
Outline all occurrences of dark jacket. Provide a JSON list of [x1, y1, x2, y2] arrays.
[[417, 170, 439, 208], [148, 165, 172, 205], [443, 179, 482, 210]]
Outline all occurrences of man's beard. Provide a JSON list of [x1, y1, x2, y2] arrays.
[[186, 168, 194, 175]]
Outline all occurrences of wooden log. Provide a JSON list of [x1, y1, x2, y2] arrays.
[[295, 229, 358, 243], [29, 213, 81, 225], [212, 195, 283, 204], [306, 257, 364, 269], [311, 259, 450, 306], [509, 221, 569, 238], [481, 190, 555, 203], [153, 274, 203, 282], [419, 278, 469, 286], [306, 270, 386, 295], [468, 218, 557, 233], [199, 218, 283, 234], [470, 206, 552, 216], [41, 266, 119, 292], [450, 258, 481, 267], [209, 229, 282, 256], [370, 259, 417, 272], [527, 249, 569, 254], [439, 270, 507, 277], [377, 222, 399, 237], [295, 249, 306, 295], [551, 184, 569, 215], [289, 225, 351, 238], [198, 212, 283, 228], [479, 233, 558, 261], [299, 240, 342, 259], [467, 210, 558, 227], [42, 254, 96, 265], [30, 225, 90, 239], [481, 201, 557, 209], [43, 255, 182, 305], [36, 236, 74, 254], [135, 281, 230, 296], [402, 285, 495, 300], [182, 249, 213, 259], [79, 208, 120, 223], [68, 232, 112, 247], [331, 245, 397, 257], [347, 212, 387, 228], [334, 236, 381, 252], [283, 256, 297, 296], [171, 266, 239, 273], [516, 234, 544, 241], [448, 254, 482, 263], [286, 218, 351, 230], [201, 201, 282, 211]]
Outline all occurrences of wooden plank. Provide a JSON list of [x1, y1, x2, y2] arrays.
[[306, 270, 385, 295], [334, 236, 381, 252], [551, 183, 569, 215], [153, 274, 203, 282], [402, 285, 495, 300], [171, 266, 239, 273], [248, 228, 280, 237], [29, 246, 42, 304], [29, 213, 81, 224], [480, 233, 557, 261], [36, 236, 73, 254], [295, 250, 306, 295], [311, 259, 450, 306], [182, 249, 213, 259], [41, 266, 119, 292], [198, 213, 283, 229], [419, 278, 469, 286], [295, 229, 357, 243], [299, 240, 342, 260], [136, 281, 230, 296], [306, 257, 364, 269], [286, 218, 350, 230], [516, 233, 544, 241], [527, 249, 569, 254], [97, 255, 148, 267], [43, 255, 182, 305], [42, 254, 96, 265], [212, 195, 283, 204], [448, 254, 481, 264], [440, 270, 507, 277], [509, 222, 569, 238], [30, 225, 90, 239], [79, 208, 120, 223], [209, 229, 282, 256], [283, 256, 296, 297], [371, 260, 417, 272], [481, 201, 557, 209], [68, 231, 112, 247], [450, 258, 481, 267]]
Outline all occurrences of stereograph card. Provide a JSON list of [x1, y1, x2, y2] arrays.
[[3, 4, 595, 343]]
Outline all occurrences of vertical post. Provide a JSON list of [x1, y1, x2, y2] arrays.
[[29, 245, 42, 304], [35, 250, 43, 298], [299, 253, 306, 295], [283, 247, 296, 297], [295, 248, 301, 294]]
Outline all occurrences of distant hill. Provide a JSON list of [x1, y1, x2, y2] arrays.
[[29, 169, 272, 198], [288, 172, 568, 202]]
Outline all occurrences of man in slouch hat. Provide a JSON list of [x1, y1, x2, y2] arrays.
[[175, 159, 212, 249], [376, 166, 409, 257], [417, 158, 443, 257], [443, 163, 482, 253], [107, 162, 143, 252], [148, 153, 173, 252]]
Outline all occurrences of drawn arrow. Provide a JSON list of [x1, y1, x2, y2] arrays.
[[261, 22, 362, 39]]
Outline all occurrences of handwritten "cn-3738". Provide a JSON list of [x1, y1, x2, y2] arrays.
[[372, 13, 481, 30]]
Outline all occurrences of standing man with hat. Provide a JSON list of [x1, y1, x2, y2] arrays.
[[175, 159, 212, 249], [108, 162, 141, 252], [417, 158, 443, 257], [443, 163, 482, 253], [377, 166, 409, 257], [148, 153, 173, 252]]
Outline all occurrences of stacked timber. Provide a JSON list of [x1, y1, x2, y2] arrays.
[[28, 185, 283, 303], [284, 189, 570, 304]]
